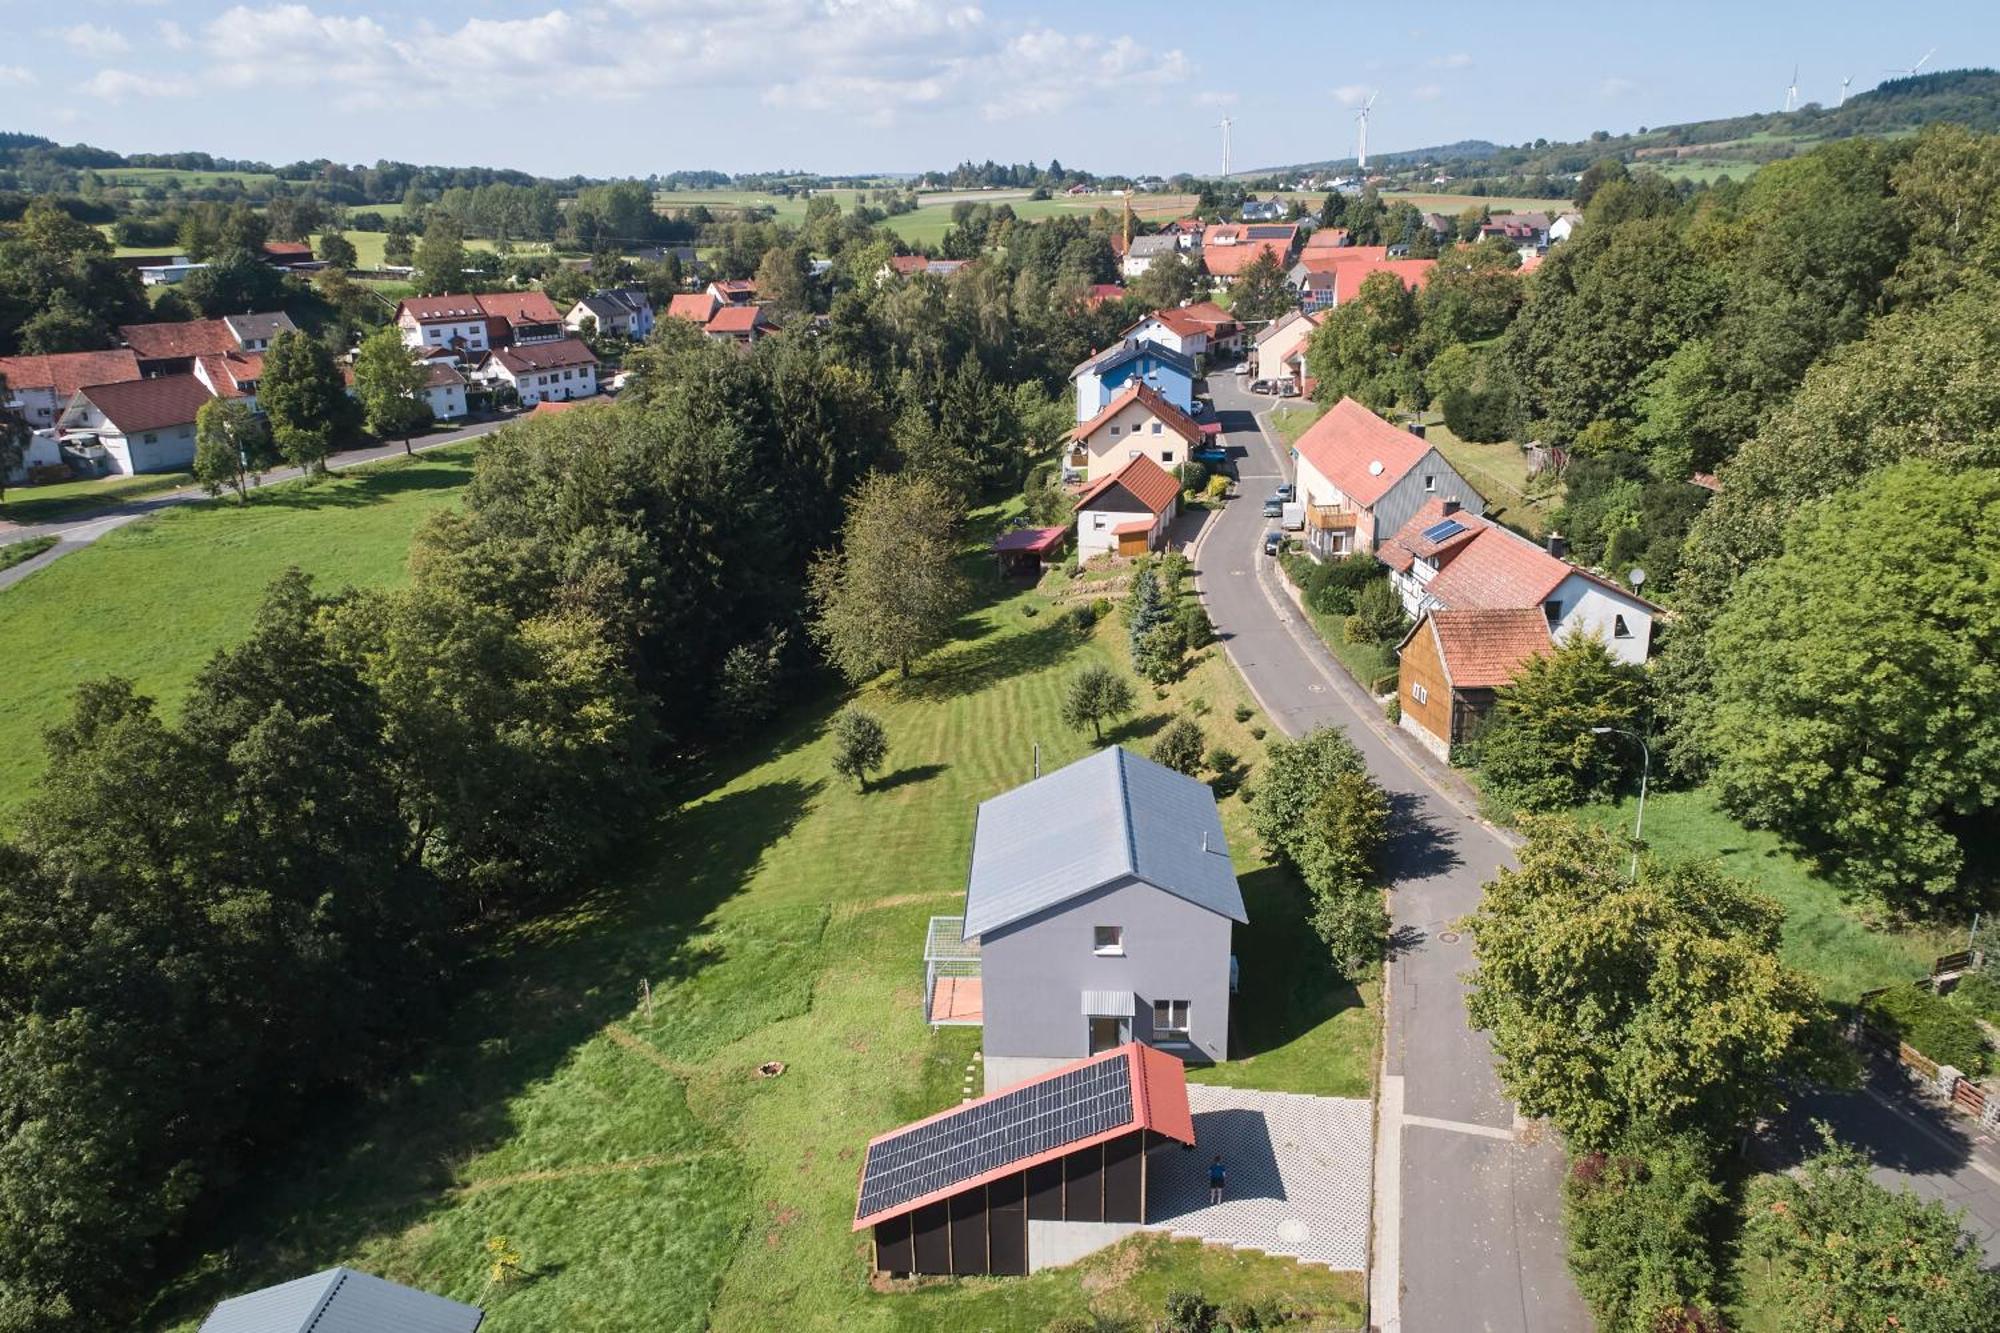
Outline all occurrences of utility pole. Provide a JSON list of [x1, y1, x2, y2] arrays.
[[1591, 727, 1651, 881]]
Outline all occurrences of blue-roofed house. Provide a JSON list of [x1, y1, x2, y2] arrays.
[[1070, 339, 1196, 424], [957, 747, 1246, 1091], [198, 1267, 483, 1333]]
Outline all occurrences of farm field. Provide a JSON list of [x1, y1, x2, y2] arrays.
[[1374, 191, 1573, 214], [139, 523, 1374, 1331], [0, 443, 477, 816], [93, 166, 283, 192]]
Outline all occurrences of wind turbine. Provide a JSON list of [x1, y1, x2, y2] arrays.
[[1839, 74, 1852, 106], [1355, 91, 1379, 171], [1216, 116, 1234, 178], [1886, 47, 1936, 77], [1784, 65, 1799, 112]]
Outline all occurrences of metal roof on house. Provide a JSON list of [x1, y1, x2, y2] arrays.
[[1126, 234, 1179, 258], [198, 1267, 482, 1333], [961, 747, 1245, 939], [1071, 337, 1196, 382], [221, 312, 299, 345]]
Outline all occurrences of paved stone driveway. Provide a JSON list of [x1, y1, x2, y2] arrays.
[[1148, 1085, 1372, 1271]]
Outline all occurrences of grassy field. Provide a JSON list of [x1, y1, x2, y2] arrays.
[[0, 536, 54, 570], [1269, 401, 1323, 447], [134, 533, 1372, 1331], [1, 469, 196, 524], [1374, 191, 1573, 215], [1418, 419, 1557, 537], [1577, 790, 1957, 1003], [0, 445, 477, 815], [95, 166, 284, 192], [651, 188, 1199, 250]]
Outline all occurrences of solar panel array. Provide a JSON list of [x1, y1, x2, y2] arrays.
[[1420, 518, 1467, 544], [857, 1053, 1135, 1221]]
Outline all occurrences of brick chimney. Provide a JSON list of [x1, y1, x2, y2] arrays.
[[1441, 498, 1461, 516], [1547, 531, 1569, 560]]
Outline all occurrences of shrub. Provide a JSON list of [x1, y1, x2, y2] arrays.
[[1175, 460, 1208, 492], [1384, 696, 1401, 724], [1151, 717, 1206, 775], [1343, 579, 1407, 644], [1090, 597, 1113, 620], [1022, 603, 1038, 618], [1188, 696, 1210, 716], [1162, 1290, 1218, 1333], [1204, 473, 1231, 501], [1249, 725, 1265, 740], [1946, 970, 2000, 1025], [1178, 602, 1215, 650], [1063, 603, 1098, 634], [1311, 556, 1383, 616], [1562, 1134, 1724, 1333], [1206, 745, 1239, 775], [1063, 556, 1080, 578], [1864, 985, 1990, 1073], [1234, 704, 1253, 723], [1476, 636, 1649, 812]]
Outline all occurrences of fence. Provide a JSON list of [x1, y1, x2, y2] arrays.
[[1855, 948, 1998, 1133]]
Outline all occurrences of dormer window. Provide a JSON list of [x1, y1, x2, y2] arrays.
[[1613, 614, 1633, 639], [1543, 600, 1563, 628]]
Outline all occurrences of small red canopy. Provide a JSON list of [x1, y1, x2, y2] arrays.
[[993, 525, 1067, 555], [1112, 518, 1154, 535], [1199, 421, 1223, 437]]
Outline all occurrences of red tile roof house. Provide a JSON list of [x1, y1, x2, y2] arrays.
[[0, 349, 141, 432], [261, 240, 322, 271], [1287, 251, 1435, 313], [1074, 453, 1181, 561], [476, 337, 599, 407], [192, 349, 266, 411], [56, 375, 215, 475], [395, 292, 565, 358], [1123, 307, 1214, 361], [1290, 397, 1486, 560], [706, 279, 758, 305], [1197, 223, 1299, 285], [1068, 383, 1204, 481], [664, 291, 721, 325], [118, 312, 298, 375], [1173, 300, 1244, 354], [1395, 607, 1554, 760], [702, 303, 778, 345], [1377, 497, 1662, 667]]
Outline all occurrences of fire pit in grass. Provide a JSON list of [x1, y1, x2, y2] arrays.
[[756, 1061, 786, 1079]]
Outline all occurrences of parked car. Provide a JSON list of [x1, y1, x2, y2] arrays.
[[1233, 361, 1251, 376], [1264, 530, 1284, 556], [1193, 445, 1228, 464], [1275, 382, 1300, 398], [1261, 497, 1283, 517], [1249, 379, 1274, 394], [1274, 482, 1296, 502]]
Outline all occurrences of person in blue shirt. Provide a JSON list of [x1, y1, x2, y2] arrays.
[[1208, 1155, 1226, 1205]]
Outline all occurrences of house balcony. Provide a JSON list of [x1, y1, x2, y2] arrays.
[[923, 915, 982, 1026], [1306, 503, 1356, 530]]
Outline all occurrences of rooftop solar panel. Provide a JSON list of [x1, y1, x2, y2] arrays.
[[856, 1053, 1134, 1222], [1420, 518, 1467, 544]]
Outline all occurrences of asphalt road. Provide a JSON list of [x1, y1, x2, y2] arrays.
[[1191, 368, 1588, 1333], [0, 413, 517, 593]]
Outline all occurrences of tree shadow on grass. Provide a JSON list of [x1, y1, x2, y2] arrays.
[[871, 763, 949, 793], [244, 455, 476, 513], [1110, 711, 1172, 745], [1226, 864, 1369, 1061], [144, 775, 818, 1327], [890, 621, 1079, 703]]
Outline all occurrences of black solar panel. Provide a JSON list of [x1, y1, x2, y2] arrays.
[[856, 1053, 1134, 1221], [1420, 518, 1467, 544]]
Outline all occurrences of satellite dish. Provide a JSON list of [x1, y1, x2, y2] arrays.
[[1367, 460, 1385, 476], [1628, 567, 1647, 589]]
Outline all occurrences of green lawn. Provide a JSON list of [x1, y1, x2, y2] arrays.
[[1, 470, 196, 525], [97, 166, 283, 192], [0, 445, 478, 816], [142, 547, 1373, 1331], [1577, 789, 1956, 1003], [0, 536, 54, 571], [1270, 401, 1324, 447], [1374, 191, 1574, 215], [1419, 419, 1557, 537]]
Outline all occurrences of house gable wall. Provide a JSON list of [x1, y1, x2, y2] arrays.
[[978, 877, 1231, 1067]]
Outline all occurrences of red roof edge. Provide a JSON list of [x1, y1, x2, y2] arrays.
[[851, 1042, 1192, 1231]]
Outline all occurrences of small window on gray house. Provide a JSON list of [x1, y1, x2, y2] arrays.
[[1094, 926, 1124, 956], [143, 432, 157, 444], [1613, 615, 1633, 639], [1153, 999, 1190, 1037], [1424, 474, 1437, 491], [1543, 600, 1562, 628]]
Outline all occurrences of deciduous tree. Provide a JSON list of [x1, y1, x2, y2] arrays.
[[1474, 635, 1647, 812], [258, 329, 357, 473], [807, 472, 969, 681], [351, 326, 434, 455], [829, 707, 889, 790], [1230, 249, 1294, 325], [1061, 663, 1135, 742], [192, 397, 273, 502]]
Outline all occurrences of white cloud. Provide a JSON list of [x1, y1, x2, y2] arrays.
[[54, 22, 131, 55], [1598, 75, 1637, 97], [1333, 84, 1372, 106], [80, 67, 195, 99], [0, 66, 35, 87], [157, 19, 193, 51], [1412, 83, 1442, 101], [1429, 52, 1472, 69]]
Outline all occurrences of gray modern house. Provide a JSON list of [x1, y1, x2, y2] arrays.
[[198, 1267, 483, 1333], [941, 747, 1247, 1092]]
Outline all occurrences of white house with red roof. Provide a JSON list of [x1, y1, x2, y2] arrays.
[[1068, 383, 1205, 481], [396, 292, 565, 356], [192, 349, 265, 412], [1074, 454, 1181, 561], [1125, 307, 1212, 361], [0, 350, 141, 433], [1378, 498, 1660, 665], [1290, 398, 1485, 558], [477, 338, 598, 407], [1287, 251, 1434, 313], [703, 304, 778, 345], [57, 375, 215, 474], [1199, 223, 1299, 285], [1251, 309, 1322, 385]]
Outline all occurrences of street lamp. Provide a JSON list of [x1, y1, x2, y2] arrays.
[[1591, 726, 1649, 881]]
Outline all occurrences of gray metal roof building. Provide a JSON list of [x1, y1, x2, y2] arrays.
[[198, 1267, 483, 1333], [961, 747, 1246, 938]]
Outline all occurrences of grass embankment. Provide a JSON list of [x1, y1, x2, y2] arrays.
[[1, 470, 196, 525], [0, 444, 478, 814], [146, 546, 1370, 1331], [1269, 401, 1323, 447], [1577, 790, 1957, 1003], [0, 536, 55, 571]]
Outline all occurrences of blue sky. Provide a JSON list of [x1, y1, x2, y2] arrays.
[[0, 1, 1995, 178]]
